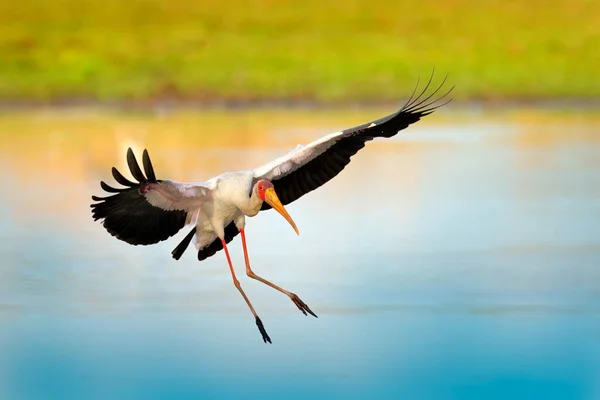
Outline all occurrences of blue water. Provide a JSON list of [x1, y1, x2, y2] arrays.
[[1, 111, 599, 399]]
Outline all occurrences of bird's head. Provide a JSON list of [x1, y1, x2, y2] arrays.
[[255, 179, 299, 235]]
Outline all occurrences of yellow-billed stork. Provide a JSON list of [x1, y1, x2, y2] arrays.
[[91, 74, 453, 343]]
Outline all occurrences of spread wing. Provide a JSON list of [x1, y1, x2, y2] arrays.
[[91, 148, 212, 246], [253, 73, 453, 210]]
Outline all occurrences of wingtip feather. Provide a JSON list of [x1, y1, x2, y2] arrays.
[[142, 149, 157, 182], [126, 148, 147, 184], [111, 167, 137, 187]]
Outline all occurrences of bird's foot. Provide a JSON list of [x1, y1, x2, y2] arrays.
[[290, 293, 318, 318], [255, 316, 272, 344]]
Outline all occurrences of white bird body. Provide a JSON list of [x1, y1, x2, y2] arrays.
[[91, 74, 453, 343], [197, 171, 259, 247], [141, 171, 259, 250]]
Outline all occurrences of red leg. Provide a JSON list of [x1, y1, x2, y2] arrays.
[[240, 229, 317, 318], [221, 239, 271, 344]]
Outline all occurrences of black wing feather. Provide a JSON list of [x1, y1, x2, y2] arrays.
[[142, 149, 157, 182], [91, 148, 187, 246], [100, 180, 125, 193], [170, 222, 241, 261], [171, 227, 196, 260], [260, 72, 453, 210], [197, 222, 240, 261], [126, 148, 147, 184], [111, 167, 137, 187], [263, 136, 367, 209]]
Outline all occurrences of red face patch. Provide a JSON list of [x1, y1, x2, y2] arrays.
[[257, 180, 272, 200]]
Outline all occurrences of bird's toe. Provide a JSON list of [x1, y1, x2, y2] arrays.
[[290, 293, 318, 318], [255, 316, 272, 344]]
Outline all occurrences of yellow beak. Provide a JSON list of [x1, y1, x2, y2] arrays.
[[264, 187, 300, 235]]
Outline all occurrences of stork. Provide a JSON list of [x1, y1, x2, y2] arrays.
[[91, 74, 453, 343]]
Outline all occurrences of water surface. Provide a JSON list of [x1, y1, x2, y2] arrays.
[[0, 107, 599, 399]]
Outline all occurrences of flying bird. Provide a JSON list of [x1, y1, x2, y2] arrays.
[[91, 74, 453, 343]]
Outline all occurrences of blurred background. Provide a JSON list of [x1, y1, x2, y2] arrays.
[[1, 0, 599, 103], [1, 1, 599, 399]]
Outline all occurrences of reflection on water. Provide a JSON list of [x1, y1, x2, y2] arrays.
[[0, 107, 599, 399]]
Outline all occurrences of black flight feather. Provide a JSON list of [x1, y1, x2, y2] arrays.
[[259, 70, 453, 211], [91, 148, 187, 246]]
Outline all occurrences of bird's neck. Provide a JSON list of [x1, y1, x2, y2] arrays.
[[239, 190, 263, 217]]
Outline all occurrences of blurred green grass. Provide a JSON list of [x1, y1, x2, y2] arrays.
[[1, 0, 598, 102]]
